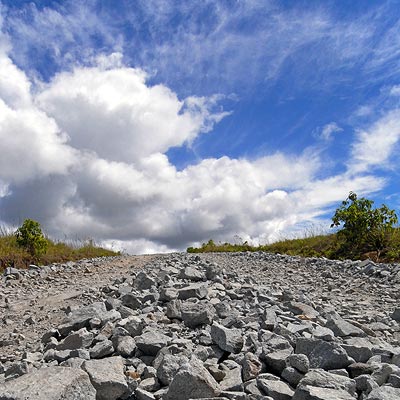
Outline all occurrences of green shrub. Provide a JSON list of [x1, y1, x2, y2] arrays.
[[331, 192, 398, 260], [15, 219, 48, 258]]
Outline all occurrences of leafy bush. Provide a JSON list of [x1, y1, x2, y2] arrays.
[[15, 219, 48, 258], [331, 192, 398, 260]]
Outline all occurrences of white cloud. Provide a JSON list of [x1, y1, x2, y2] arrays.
[[2, 1, 389, 93], [350, 109, 400, 172], [36, 61, 228, 163], [318, 122, 343, 141], [0, 22, 396, 253], [390, 85, 400, 96]]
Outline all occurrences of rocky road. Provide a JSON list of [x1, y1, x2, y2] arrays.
[[1, 252, 400, 399]]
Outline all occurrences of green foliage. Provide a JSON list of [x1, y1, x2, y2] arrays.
[[0, 222, 119, 271], [15, 219, 48, 258], [331, 192, 398, 260]]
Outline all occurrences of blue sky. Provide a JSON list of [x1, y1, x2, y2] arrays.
[[0, 0, 400, 253]]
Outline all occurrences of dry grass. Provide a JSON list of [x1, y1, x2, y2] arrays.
[[188, 228, 400, 263], [0, 228, 119, 272]]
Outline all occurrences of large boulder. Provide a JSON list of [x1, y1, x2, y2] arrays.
[[164, 357, 220, 400], [0, 366, 96, 400], [83, 356, 128, 400]]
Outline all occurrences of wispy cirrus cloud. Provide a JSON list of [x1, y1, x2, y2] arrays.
[[2, 1, 398, 95]]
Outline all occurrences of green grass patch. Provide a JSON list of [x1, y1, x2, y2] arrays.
[[188, 228, 400, 263], [0, 229, 119, 272]]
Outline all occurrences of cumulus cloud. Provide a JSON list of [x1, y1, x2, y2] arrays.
[[0, 24, 393, 253], [350, 109, 400, 172], [35, 57, 229, 164]]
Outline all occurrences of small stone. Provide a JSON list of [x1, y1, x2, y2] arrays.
[[115, 336, 137, 357], [242, 352, 262, 381], [89, 339, 114, 359], [211, 323, 244, 354], [135, 330, 170, 356], [257, 377, 294, 400], [181, 301, 215, 328], [288, 354, 309, 374], [178, 283, 208, 300]]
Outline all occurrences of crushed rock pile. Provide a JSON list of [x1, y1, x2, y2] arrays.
[[1, 252, 400, 399]]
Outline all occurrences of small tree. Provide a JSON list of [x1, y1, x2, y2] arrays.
[[15, 219, 48, 258], [331, 192, 398, 260]]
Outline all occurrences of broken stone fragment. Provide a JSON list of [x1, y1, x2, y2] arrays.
[[178, 283, 208, 300], [0, 366, 96, 400], [257, 376, 294, 400], [181, 301, 215, 328], [164, 357, 221, 400], [292, 385, 356, 400], [135, 330, 170, 356], [211, 323, 244, 354], [55, 327, 94, 351], [83, 356, 128, 400]]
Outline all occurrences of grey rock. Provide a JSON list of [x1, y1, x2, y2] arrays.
[[89, 339, 114, 359], [325, 317, 366, 338], [292, 385, 355, 400], [135, 388, 156, 400], [0, 366, 96, 399], [262, 308, 278, 331], [159, 287, 178, 302], [121, 293, 142, 310], [366, 386, 400, 399], [56, 328, 93, 351], [58, 302, 120, 336], [257, 377, 294, 400], [180, 266, 205, 282], [178, 283, 208, 300], [181, 301, 215, 328], [138, 377, 160, 392], [298, 369, 356, 395], [313, 326, 334, 342], [83, 356, 128, 400], [117, 316, 143, 337], [288, 354, 309, 374], [211, 323, 244, 354], [164, 357, 221, 400], [134, 271, 157, 290], [157, 354, 189, 385], [166, 300, 182, 320], [242, 352, 262, 381], [263, 348, 293, 375], [115, 336, 136, 358], [219, 364, 243, 392], [342, 337, 373, 363], [281, 367, 304, 387], [135, 331, 170, 356], [306, 341, 352, 370]]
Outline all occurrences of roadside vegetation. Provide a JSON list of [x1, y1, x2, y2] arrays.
[[0, 219, 119, 271], [188, 192, 400, 263]]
